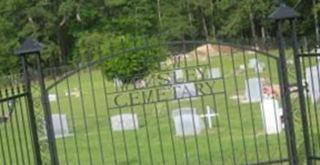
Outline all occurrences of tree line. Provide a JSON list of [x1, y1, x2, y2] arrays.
[[0, 0, 318, 75]]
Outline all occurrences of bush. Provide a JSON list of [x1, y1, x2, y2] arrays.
[[102, 35, 168, 83]]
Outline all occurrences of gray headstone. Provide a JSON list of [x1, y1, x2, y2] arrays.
[[48, 94, 57, 102], [306, 65, 320, 103], [208, 68, 221, 79], [173, 69, 184, 82], [245, 78, 263, 102], [172, 108, 204, 136], [248, 58, 258, 69], [174, 83, 197, 99], [248, 58, 265, 72], [45, 114, 71, 138], [111, 113, 139, 131]]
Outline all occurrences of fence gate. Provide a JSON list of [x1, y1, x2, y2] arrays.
[[0, 73, 42, 165], [1, 3, 320, 165], [34, 39, 294, 165]]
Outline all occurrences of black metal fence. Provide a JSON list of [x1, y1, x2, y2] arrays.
[[40, 41, 290, 165], [1, 3, 320, 165]]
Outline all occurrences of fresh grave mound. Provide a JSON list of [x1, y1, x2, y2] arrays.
[[166, 44, 235, 64]]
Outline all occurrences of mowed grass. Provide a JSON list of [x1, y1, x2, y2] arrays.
[[0, 47, 319, 165]]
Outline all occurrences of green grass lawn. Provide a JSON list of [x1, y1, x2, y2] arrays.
[[0, 46, 319, 165]]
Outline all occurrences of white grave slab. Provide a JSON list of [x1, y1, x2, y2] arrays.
[[111, 113, 139, 131], [208, 68, 221, 79], [260, 99, 283, 134], [306, 65, 320, 102], [173, 69, 184, 82], [174, 83, 197, 99], [244, 78, 263, 102], [45, 114, 72, 138], [48, 94, 57, 102], [172, 108, 204, 136]]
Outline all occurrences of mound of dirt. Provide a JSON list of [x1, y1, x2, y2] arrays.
[[185, 44, 235, 60]]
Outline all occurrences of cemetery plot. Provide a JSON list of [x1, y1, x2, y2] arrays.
[[172, 108, 204, 136]]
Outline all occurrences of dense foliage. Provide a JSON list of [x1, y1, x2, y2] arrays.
[[0, 0, 319, 76]]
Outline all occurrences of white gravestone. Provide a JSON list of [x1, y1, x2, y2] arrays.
[[172, 108, 204, 136], [306, 65, 320, 103], [239, 64, 245, 70], [46, 114, 72, 138], [248, 58, 265, 72], [174, 83, 197, 99], [245, 78, 263, 102], [111, 113, 139, 131], [48, 94, 57, 102], [200, 106, 218, 128], [260, 99, 283, 134], [254, 63, 265, 73], [208, 68, 221, 79], [248, 58, 259, 69], [173, 69, 184, 82]]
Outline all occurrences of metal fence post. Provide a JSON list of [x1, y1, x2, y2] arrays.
[[21, 55, 43, 165], [35, 53, 59, 165], [290, 18, 312, 165], [269, 4, 300, 165], [16, 38, 59, 165]]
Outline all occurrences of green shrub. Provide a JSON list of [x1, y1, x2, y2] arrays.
[[102, 35, 168, 83]]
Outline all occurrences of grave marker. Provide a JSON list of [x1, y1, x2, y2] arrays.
[[111, 113, 139, 131], [45, 114, 72, 138], [306, 65, 320, 102], [244, 78, 263, 102], [172, 108, 204, 136], [200, 106, 218, 128], [260, 99, 283, 134], [173, 69, 184, 82], [208, 68, 221, 79], [48, 94, 57, 102]]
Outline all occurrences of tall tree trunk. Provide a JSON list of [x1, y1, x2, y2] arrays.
[[201, 14, 209, 40], [157, 0, 162, 27], [57, 26, 70, 64], [249, 12, 257, 47], [212, 24, 216, 40], [51, 0, 70, 64], [261, 26, 266, 44], [312, 0, 320, 43]]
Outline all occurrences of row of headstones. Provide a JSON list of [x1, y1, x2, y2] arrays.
[[48, 101, 283, 139]]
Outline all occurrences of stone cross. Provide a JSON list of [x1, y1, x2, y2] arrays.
[[200, 106, 218, 128]]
